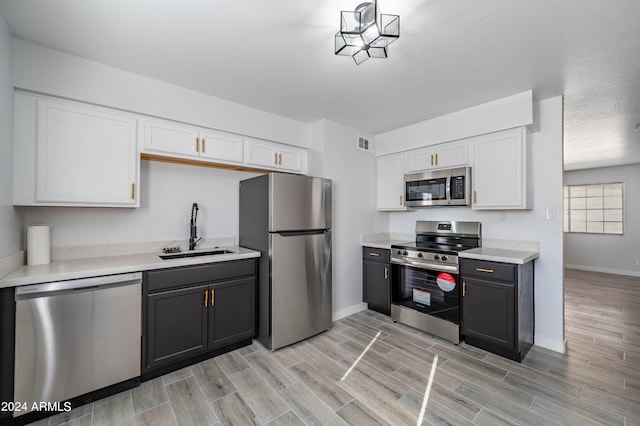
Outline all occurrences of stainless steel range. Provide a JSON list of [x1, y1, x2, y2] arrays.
[[391, 221, 481, 343]]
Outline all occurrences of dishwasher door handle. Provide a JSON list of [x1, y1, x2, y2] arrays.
[[15, 272, 143, 299]]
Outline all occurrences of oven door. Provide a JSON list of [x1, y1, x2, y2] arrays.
[[391, 263, 461, 324]]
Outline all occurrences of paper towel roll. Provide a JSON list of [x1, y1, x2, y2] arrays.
[[27, 225, 50, 265]]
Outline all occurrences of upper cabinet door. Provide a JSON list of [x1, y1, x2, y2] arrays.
[[405, 140, 468, 173], [244, 138, 277, 168], [144, 120, 199, 157], [244, 138, 306, 174], [376, 153, 408, 211], [471, 127, 530, 210], [199, 129, 243, 164], [34, 98, 139, 206]]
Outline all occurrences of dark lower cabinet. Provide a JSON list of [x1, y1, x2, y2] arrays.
[[461, 258, 534, 362], [147, 285, 209, 369], [362, 247, 391, 315], [143, 259, 257, 379]]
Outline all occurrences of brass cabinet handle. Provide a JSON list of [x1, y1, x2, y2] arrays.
[[204, 289, 208, 307], [131, 183, 135, 200], [400, 195, 403, 206], [196, 137, 200, 153], [274, 152, 278, 165], [473, 190, 477, 204], [278, 153, 282, 165], [202, 138, 205, 153], [384, 267, 389, 280], [430, 154, 434, 166], [435, 153, 438, 165], [475, 268, 495, 273], [211, 289, 214, 306], [369, 252, 380, 257], [463, 281, 467, 297]]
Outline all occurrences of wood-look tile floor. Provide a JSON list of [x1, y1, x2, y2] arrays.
[[27, 268, 640, 425]]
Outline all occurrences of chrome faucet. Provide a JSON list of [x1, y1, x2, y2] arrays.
[[189, 203, 201, 250]]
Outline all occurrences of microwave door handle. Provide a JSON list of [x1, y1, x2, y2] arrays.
[[446, 174, 452, 204]]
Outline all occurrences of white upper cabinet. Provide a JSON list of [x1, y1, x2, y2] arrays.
[[143, 119, 243, 164], [14, 92, 140, 207], [405, 140, 468, 173], [376, 153, 408, 211], [470, 127, 531, 210], [199, 129, 243, 164], [244, 137, 306, 174]]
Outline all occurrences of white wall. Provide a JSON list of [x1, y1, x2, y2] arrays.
[[385, 96, 565, 353], [564, 164, 640, 277], [23, 160, 258, 248], [0, 13, 21, 259], [12, 39, 308, 148], [310, 120, 387, 319]]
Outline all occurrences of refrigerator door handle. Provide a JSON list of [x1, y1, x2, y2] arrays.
[[274, 229, 328, 237]]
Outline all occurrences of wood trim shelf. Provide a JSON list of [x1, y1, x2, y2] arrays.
[[140, 153, 270, 174]]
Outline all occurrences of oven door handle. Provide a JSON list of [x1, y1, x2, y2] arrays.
[[391, 258, 459, 273]]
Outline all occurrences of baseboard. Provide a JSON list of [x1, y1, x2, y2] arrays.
[[565, 264, 640, 278], [534, 336, 566, 354], [0, 251, 24, 280], [333, 302, 367, 322]]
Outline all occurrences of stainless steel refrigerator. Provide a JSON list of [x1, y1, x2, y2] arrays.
[[239, 173, 332, 350]]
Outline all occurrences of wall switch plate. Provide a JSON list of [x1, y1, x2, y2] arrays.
[[545, 208, 556, 220]]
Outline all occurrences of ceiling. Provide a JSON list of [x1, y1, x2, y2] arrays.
[[1, 0, 639, 170]]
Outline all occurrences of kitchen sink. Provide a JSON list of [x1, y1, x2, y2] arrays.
[[158, 249, 233, 260]]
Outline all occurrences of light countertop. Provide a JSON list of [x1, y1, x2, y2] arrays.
[[360, 233, 414, 250], [0, 246, 260, 288], [459, 247, 539, 264]]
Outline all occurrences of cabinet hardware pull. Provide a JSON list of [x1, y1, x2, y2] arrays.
[[400, 195, 403, 206], [131, 183, 135, 200], [463, 281, 467, 297], [369, 252, 380, 257], [211, 289, 214, 306], [274, 152, 278, 165], [473, 190, 477, 204], [384, 267, 389, 280], [431, 154, 434, 166], [435, 153, 438, 165], [196, 137, 200, 153], [475, 268, 495, 273], [204, 289, 208, 307], [278, 153, 282, 165], [202, 138, 205, 153]]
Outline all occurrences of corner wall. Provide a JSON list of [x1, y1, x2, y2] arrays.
[[311, 120, 387, 319], [564, 164, 640, 277], [0, 14, 21, 260]]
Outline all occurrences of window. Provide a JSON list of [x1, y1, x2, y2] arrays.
[[563, 183, 624, 234]]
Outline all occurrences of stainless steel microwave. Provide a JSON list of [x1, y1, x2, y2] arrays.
[[404, 166, 471, 207]]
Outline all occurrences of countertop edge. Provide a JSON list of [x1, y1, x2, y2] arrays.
[[459, 248, 539, 265], [0, 247, 261, 288]]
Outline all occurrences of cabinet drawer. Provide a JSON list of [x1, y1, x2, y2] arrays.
[[461, 259, 516, 282], [362, 247, 390, 263], [146, 259, 257, 292]]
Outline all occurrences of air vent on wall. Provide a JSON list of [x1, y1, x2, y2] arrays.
[[357, 136, 373, 152]]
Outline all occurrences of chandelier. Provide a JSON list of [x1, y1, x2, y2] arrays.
[[334, 0, 400, 65]]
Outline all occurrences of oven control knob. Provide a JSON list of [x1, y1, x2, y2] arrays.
[[441, 255, 448, 261], [434, 255, 440, 261], [417, 252, 423, 258], [403, 251, 408, 256], [396, 250, 402, 255]]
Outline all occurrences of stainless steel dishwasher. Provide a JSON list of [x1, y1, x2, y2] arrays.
[[14, 272, 142, 413]]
